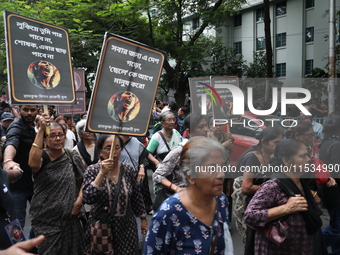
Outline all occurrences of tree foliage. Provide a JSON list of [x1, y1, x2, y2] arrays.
[[0, 0, 247, 105], [243, 51, 267, 78], [207, 40, 247, 77], [0, 0, 149, 95]]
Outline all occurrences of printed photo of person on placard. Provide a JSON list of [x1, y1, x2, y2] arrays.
[[107, 91, 140, 122], [222, 100, 233, 116], [74, 71, 81, 91], [198, 97, 212, 113], [27, 60, 61, 89]]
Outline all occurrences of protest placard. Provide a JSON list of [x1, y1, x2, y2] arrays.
[[211, 76, 241, 121], [189, 76, 213, 116], [4, 10, 75, 104], [86, 33, 165, 136], [57, 69, 86, 115]]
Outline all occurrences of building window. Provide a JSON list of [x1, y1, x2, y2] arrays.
[[276, 2, 286, 16], [306, 0, 315, 8], [234, 42, 242, 54], [192, 18, 199, 29], [234, 14, 242, 27], [256, 37, 265, 50], [276, 33, 287, 47], [276, 63, 286, 77], [256, 8, 265, 22], [306, 27, 314, 42], [305, 60, 314, 75]]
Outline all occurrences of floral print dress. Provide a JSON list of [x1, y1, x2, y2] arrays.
[[143, 192, 233, 255]]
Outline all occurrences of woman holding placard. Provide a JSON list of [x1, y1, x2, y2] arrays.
[[28, 114, 85, 255], [83, 135, 148, 255]]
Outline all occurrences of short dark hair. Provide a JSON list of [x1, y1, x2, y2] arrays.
[[291, 121, 313, 138], [179, 107, 188, 115], [96, 135, 124, 152], [238, 127, 282, 168], [64, 115, 73, 121], [168, 101, 178, 112], [273, 139, 305, 167]]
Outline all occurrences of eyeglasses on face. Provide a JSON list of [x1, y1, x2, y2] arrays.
[[164, 118, 176, 123], [21, 107, 37, 112], [47, 133, 66, 140], [102, 146, 121, 152]]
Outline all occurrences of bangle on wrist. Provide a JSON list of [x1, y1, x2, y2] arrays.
[[169, 182, 173, 190], [313, 191, 318, 198], [3, 158, 13, 164], [32, 143, 43, 149]]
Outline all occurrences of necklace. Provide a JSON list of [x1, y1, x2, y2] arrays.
[[162, 130, 171, 138]]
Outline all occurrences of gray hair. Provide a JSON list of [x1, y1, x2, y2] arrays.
[[76, 119, 86, 141], [180, 137, 226, 182]]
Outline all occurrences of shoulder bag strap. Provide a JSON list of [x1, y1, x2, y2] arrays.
[[158, 131, 171, 152], [123, 147, 137, 171], [271, 177, 295, 197], [209, 202, 220, 255], [157, 131, 174, 181], [105, 178, 112, 209], [110, 164, 124, 219], [65, 149, 76, 170], [65, 149, 82, 191]]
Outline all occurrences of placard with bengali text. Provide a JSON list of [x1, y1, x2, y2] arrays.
[[86, 33, 165, 136], [4, 10, 75, 104]]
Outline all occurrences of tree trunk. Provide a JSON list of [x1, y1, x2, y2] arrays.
[[174, 79, 189, 108], [264, 0, 273, 101]]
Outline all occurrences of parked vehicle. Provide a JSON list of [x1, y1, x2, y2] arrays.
[[228, 111, 287, 166]]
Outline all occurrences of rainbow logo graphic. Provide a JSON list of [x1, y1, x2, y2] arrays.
[[197, 82, 223, 107]]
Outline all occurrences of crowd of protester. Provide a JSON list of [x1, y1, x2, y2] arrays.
[[0, 98, 339, 255]]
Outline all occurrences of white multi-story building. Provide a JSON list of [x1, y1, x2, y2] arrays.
[[216, 0, 338, 78]]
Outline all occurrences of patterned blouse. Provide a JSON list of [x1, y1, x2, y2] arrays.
[[244, 180, 314, 255], [152, 145, 187, 191], [143, 192, 233, 255], [83, 162, 146, 254]]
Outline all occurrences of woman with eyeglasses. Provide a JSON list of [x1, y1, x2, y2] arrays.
[[151, 113, 209, 211], [54, 116, 76, 150], [28, 114, 85, 255], [82, 134, 148, 255], [147, 111, 183, 165]]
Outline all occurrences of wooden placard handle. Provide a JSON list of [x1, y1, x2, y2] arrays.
[[43, 105, 50, 136], [109, 135, 118, 160]]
